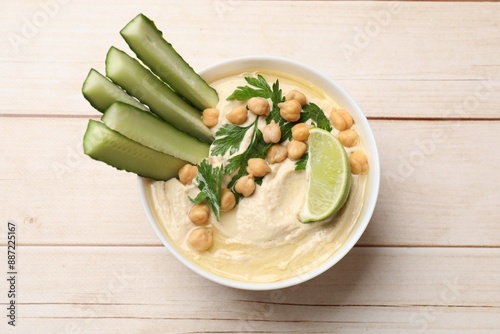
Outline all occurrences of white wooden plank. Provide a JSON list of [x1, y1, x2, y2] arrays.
[[2, 1, 499, 77], [0, 117, 161, 246], [6, 247, 500, 306], [0, 1, 499, 117], [2, 61, 499, 119], [1, 118, 499, 247], [0, 246, 498, 333], [361, 119, 500, 246], [342, 78, 500, 119], [4, 307, 500, 334]]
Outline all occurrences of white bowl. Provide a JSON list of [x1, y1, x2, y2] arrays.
[[138, 56, 380, 290]]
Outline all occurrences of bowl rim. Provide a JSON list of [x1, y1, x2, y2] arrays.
[[138, 55, 380, 291]]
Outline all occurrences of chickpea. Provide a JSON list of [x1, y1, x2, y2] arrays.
[[247, 97, 270, 116], [226, 106, 247, 125], [349, 151, 369, 174], [263, 120, 281, 144], [291, 123, 310, 142], [202, 108, 219, 127], [329, 109, 353, 131], [287, 140, 307, 160], [246, 158, 271, 177], [187, 227, 213, 252], [278, 99, 301, 122], [188, 203, 210, 226], [285, 89, 307, 106], [220, 188, 236, 212], [234, 174, 256, 197], [338, 129, 359, 147], [266, 144, 288, 164], [178, 164, 198, 185]]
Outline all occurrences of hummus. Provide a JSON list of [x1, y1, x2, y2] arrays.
[[149, 71, 367, 283]]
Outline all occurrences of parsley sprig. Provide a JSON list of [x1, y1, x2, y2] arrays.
[[292, 103, 333, 169], [210, 122, 251, 157], [301, 103, 333, 132], [229, 74, 331, 170], [193, 74, 334, 218], [211, 118, 270, 195], [190, 159, 223, 220], [226, 75, 273, 101]]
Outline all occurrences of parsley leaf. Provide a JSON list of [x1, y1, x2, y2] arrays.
[[266, 80, 285, 125], [270, 80, 284, 106], [226, 120, 270, 190], [210, 123, 253, 157], [278, 122, 295, 142], [226, 74, 273, 101], [300, 103, 332, 132], [190, 159, 223, 220], [245, 75, 273, 95], [295, 152, 308, 171]]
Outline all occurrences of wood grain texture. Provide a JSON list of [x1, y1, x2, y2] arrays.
[[0, 246, 499, 333], [363, 119, 500, 247], [1, 118, 498, 247], [0, 1, 499, 118], [1, 1, 499, 333]]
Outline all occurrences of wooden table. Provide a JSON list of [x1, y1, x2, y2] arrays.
[[1, 1, 499, 333]]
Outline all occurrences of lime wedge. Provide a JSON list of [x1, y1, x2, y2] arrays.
[[299, 128, 352, 223]]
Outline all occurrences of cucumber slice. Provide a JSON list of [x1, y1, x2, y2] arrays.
[[120, 14, 219, 110], [105, 47, 213, 143], [83, 120, 187, 180], [82, 69, 148, 113], [101, 102, 209, 164]]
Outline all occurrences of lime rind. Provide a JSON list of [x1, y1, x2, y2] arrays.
[[299, 128, 352, 223]]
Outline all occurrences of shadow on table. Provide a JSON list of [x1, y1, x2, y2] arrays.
[[228, 247, 379, 328]]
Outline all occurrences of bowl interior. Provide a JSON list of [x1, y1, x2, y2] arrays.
[[138, 55, 380, 290]]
